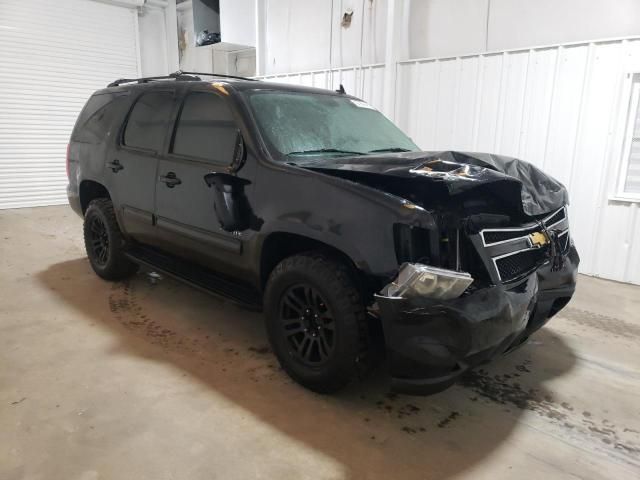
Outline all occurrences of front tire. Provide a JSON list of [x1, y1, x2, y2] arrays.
[[83, 198, 138, 281], [264, 253, 367, 393]]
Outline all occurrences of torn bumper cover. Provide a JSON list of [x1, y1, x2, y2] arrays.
[[375, 246, 579, 395]]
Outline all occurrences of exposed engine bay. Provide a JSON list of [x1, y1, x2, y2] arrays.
[[296, 150, 571, 288]]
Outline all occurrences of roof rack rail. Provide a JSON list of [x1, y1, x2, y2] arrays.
[[107, 72, 199, 87], [178, 71, 259, 82], [107, 70, 258, 88]]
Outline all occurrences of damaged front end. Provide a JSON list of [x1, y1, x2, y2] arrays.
[[375, 205, 579, 395], [300, 150, 580, 394], [375, 207, 579, 394]]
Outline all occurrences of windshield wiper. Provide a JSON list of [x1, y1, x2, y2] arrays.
[[286, 148, 365, 156], [368, 147, 412, 153]]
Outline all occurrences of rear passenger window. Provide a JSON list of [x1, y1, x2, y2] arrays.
[[171, 92, 237, 164], [123, 92, 174, 152]]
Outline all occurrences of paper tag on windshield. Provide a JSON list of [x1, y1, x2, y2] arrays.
[[350, 99, 377, 110]]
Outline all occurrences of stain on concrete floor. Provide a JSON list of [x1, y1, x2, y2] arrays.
[[102, 270, 640, 465], [560, 306, 640, 339]]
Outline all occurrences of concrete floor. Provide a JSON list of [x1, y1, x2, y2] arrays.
[[1, 206, 639, 480]]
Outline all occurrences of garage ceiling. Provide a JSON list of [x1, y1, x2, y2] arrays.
[[0, 0, 140, 209]]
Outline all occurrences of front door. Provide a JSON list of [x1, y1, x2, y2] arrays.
[[153, 90, 246, 276], [108, 90, 175, 244]]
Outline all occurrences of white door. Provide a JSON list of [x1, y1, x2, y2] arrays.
[[0, 0, 140, 209]]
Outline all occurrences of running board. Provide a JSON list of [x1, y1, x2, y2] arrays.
[[125, 246, 262, 310]]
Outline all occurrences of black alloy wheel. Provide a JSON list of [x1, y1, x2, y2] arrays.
[[264, 253, 367, 393], [83, 198, 138, 281], [88, 214, 110, 266], [279, 284, 336, 366]]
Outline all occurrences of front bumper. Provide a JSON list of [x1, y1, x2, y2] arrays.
[[376, 245, 579, 395]]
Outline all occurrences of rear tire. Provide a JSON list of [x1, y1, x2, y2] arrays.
[[83, 198, 138, 281], [264, 253, 367, 393]]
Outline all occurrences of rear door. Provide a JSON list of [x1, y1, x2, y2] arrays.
[[153, 89, 245, 275], [109, 90, 175, 244]]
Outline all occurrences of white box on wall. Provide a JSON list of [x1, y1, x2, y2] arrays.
[[220, 0, 256, 47]]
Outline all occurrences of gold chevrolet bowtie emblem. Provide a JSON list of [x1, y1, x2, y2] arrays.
[[529, 231, 549, 247]]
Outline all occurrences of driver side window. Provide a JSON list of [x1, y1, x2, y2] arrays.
[[171, 92, 238, 165]]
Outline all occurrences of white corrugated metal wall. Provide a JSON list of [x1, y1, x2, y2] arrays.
[[0, 0, 140, 209], [262, 64, 389, 115], [261, 37, 640, 284]]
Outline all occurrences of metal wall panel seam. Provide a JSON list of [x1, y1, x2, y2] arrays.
[[471, 55, 484, 150], [588, 39, 633, 276], [450, 57, 462, 146], [623, 203, 639, 282], [493, 52, 508, 152], [540, 46, 563, 172], [562, 43, 598, 274], [133, 8, 143, 76], [516, 50, 532, 157], [565, 43, 595, 194], [432, 60, 442, 147], [393, 63, 405, 122], [415, 62, 426, 145]]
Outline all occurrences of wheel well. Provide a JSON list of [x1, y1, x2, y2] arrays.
[[260, 232, 387, 361], [260, 232, 373, 298], [79, 180, 111, 214]]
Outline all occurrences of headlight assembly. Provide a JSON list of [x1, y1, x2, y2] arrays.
[[380, 263, 473, 300]]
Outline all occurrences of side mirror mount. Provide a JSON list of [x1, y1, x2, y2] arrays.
[[204, 172, 252, 232], [229, 129, 246, 173], [203, 130, 262, 232]]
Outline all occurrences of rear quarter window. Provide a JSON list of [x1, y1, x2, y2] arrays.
[[72, 93, 128, 144]]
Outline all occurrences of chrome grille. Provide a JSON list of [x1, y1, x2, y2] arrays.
[[478, 207, 570, 283], [483, 226, 540, 245], [481, 207, 567, 247], [558, 230, 570, 252], [545, 208, 565, 228], [495, 249, 548, 281]]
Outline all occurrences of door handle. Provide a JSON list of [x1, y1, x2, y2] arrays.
[[107, 159, 124, 173], [159, 172, 182, 188]]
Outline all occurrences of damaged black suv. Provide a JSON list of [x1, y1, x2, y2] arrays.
[[67, 72, 579, 395]]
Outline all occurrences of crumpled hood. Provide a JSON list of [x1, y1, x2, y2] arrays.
[[296, 150, 568, 217]]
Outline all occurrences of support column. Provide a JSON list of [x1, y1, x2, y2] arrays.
[[382, 0, 408, 120], [255, 0, 267, 76], [164, 0, 180, 72]]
